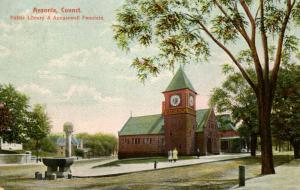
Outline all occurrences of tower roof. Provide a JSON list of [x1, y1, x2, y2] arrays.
[[164, 67, 196, 93]]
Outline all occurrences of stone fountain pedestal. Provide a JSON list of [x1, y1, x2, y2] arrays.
[[42, 157, 74, 178]]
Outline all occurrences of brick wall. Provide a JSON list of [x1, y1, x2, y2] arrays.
[[118, 134, 165, 158], [164, 113, 196, 155], [219, 130, 239, 138], [195, 132, 206, 155], [195, 110, 220, 155]]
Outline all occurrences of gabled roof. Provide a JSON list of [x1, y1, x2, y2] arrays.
[[119, 114, 164, 136], [164, 67, 196, 93], [216, 114, 237, 131], [195, 108, 212, 132], [119, 108, 212, 136]]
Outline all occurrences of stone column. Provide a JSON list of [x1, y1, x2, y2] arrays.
[[63, 122, 74, 157]]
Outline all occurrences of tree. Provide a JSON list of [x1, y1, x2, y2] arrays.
[[0, 103, 12, 135], [74, 149, 85, 157], [76, 133, 117, 157], [27, 104, 51, 162], [113, 0, 299, 174], [211, 63, 300, 158], [272, 64, 300, 158], [0, 84, 31, 143], [209, 65, 259, 156], [23, 136, 57, 154]]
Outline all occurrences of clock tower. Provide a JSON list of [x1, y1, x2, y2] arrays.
[[162, 67, 197, 155]]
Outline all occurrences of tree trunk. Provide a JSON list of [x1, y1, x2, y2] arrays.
[[257, 92, 275, 174], [36, 140, 39, 163], [292, 139, 300, 159], [250, 133, 257, 157]]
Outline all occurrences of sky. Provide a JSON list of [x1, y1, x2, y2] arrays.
[[0, 0, 262, 135]]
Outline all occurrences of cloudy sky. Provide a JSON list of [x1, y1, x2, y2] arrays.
[[0, 0, 255, 135]]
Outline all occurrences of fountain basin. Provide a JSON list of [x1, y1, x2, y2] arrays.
[[42, 157, 74, 178]]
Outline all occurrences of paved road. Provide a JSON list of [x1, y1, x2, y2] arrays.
[[233, 159, 300, 190], [72, 153, 249, 177]]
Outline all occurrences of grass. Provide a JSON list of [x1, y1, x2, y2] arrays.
[[0, 153, 295, 190], [93, 156, 194, 168]]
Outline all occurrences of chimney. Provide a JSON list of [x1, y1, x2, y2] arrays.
[[162, 101, 165, 114]]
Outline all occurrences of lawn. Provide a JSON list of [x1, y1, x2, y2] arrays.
[[0, 153, 294, 190]]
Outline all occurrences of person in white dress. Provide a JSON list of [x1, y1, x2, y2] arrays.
[[168, 150, 173, 162]]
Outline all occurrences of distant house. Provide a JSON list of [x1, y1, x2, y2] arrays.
[[0, 137, 23, 151], [217, 114, 242, 153], [56, 136, 83, 156]]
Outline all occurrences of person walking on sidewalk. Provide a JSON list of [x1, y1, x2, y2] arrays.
[[196, 148, 200, 159], [168, 150, 173, 162], [173, 148, 178, 162]]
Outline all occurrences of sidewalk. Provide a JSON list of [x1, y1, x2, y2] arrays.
[[233, 159, 300, 190], [72, 153, 249, 177]]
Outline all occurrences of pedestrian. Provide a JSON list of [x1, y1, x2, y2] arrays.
[[196, 148, 200, 159], [173, 148, 178, 162], [168, 150, 173, 162]]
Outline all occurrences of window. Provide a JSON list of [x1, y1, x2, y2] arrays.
[[143, 138, 153, 144]]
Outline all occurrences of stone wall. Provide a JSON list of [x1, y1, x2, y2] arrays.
[[0, 154, 31, 164]]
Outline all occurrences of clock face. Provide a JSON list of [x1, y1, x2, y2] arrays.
[[170, 95, 181, 106], [189, 95, 194, 107]]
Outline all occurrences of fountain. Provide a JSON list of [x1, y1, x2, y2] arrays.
[[42, 122, 74, 179]]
